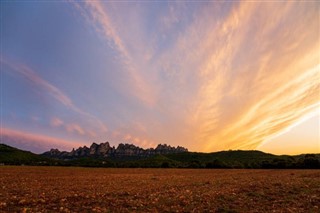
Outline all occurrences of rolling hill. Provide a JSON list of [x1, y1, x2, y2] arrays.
[[0, 144, 51, 165], [0, 143, 319, 169]]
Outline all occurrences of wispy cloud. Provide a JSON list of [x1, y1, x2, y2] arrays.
[[188, 2, 320, 151], [70, 0, 157, 106], [50, 117, 91, 137], [138, 1, 319, 151], [1, 57, 74, 109], [1, 57, 108, 136], [0, 128, 83, 153], [2, 1, 318, 153], [50, 117, 64, 127], [65, 123, 85, 136], [1, 56, 155, 149]]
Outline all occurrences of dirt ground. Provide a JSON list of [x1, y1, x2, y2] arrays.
[[0, 166, 319, 212]]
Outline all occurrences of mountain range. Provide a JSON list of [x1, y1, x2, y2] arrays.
[[42, 142, 188, 159], [0, 143, 319, 169]]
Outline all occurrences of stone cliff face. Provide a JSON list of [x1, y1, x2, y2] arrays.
[[43, 142, 188, 159]]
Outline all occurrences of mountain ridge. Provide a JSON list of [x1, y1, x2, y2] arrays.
[[42, 142, 188, 159], [1, 143, 319, 169], [0, 143, 50, 165]]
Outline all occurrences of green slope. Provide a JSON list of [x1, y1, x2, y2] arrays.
[[0, 144, 50, 165]]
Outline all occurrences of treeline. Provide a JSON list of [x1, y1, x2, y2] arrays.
[[22, 154, 319, 169], [184, 154, 320, 169]]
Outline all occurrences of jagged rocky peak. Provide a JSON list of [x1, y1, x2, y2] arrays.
[[89, 143, 98, 155], [153, 144, 188, 154], [115, 143, 144, 156], [97, 142, 112, 155], [48, 148, 61, 155], [88, 142, 112, 156], [176, 146, 188, 152], [43, 141, 188, 159]]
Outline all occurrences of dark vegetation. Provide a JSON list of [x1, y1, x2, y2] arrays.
[[0, 144, 52, 166], [0, 143, 319, 169]]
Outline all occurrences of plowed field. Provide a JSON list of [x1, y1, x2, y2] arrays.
[[0, 167, 319, 212]]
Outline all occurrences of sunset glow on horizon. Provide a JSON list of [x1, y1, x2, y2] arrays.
[[1, 1, 319, 154]]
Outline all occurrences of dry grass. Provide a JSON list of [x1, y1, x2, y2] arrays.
[[0, 166, 319, 212]]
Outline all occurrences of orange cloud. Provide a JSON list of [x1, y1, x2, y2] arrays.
[[191, 2, 319, 152], [123, 134, 132, 141], [149, 1, 319, 152], [4, 2, 318, 154], [68, 1, 319, 153]]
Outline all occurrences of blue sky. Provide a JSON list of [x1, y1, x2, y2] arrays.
[[1, 1, 319, 154]]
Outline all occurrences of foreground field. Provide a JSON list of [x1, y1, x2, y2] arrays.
[[0, 167, 319, 212]]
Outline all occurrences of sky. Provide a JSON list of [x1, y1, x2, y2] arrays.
[[0, 1, 319, 154]]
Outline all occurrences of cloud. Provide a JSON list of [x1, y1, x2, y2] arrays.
[[1, 57, 108, 135], [189, 1, 320, 151], [65, 123, 85, 136], [50, 117, 96, 138], [159, 1, 183, 32], [219, 66, 320, 150], [145, 1, 319, 152], [1, 57, 74, 109], [0, 128, 83, 153], [1, 57, 154, 149], [70, 0, 157, 107], [120, 133, 156, 149], [50, 117, 64, 127], [2, 2, 318, 153]]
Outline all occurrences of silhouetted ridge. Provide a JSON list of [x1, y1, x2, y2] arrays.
[[42, 142, 188, 159], [0, 144, 50, 165]]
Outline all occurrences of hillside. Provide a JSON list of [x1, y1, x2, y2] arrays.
[[0, 144, 51, 165], [0, 143, 319, 169]]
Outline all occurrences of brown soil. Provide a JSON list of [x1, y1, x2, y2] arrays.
[[0, 166, 319, 212]]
